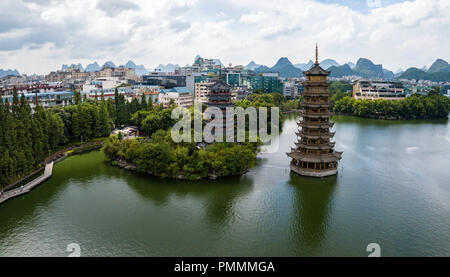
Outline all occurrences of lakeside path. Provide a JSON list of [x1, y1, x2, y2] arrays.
[[0, 141, 104, 206], [0, 162, 53, 205]]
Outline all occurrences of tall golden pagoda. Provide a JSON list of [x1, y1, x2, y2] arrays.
[[287, 45, 342, 177]]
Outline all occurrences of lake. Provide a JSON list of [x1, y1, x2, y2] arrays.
[[0, 115, 449, 257]]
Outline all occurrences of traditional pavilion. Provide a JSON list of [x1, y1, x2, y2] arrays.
[[287, 45, 342, 177]]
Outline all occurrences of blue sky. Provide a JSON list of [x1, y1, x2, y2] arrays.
[[316, 0, 409, 11], [0, 0, 448, 74]]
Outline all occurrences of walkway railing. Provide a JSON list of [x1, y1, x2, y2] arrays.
[[0, 162, 53, 205]]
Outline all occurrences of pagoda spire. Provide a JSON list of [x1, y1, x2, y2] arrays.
[[315, 43, 319, 65]]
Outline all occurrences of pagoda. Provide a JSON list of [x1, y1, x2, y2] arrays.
[[205, 77, 233, 111], [204, 74, 233, 141], [287, 45, 342, 177]]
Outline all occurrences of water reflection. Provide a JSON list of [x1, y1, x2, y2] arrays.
[[126, 174, 253, 228], [288, 173, 337, 255]]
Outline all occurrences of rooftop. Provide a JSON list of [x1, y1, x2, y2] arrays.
[[160, 87, 191, 94]]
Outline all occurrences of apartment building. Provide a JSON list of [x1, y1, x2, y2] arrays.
[[353, 80, 406, 100], [195, 81, 214, 103], [1, 91, 74, 110], [159, 87, 193, 108]]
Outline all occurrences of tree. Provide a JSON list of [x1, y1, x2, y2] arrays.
[[71, 111, 81, 141], [141, 93, 148, 110], [99, 100, 113, 137], [74, 90, 82, 105]]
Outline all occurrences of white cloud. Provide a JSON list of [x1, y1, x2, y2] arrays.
[[0, 0, 448, 74]]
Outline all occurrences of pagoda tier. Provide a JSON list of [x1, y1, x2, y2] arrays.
[[301, 101, 332, 108], [287, 45, 342, 178], [293, 141, 336, 150], [295, 131, 335, 139], [298, 110, 334, 118], [298, 121, 334, 129], [287, 151, 343, 163]]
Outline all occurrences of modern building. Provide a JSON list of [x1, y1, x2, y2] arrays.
[[82, 77, 127, 96], [226, 72, 241, 87], [441, 84, 450, 97], [353, 80, 406, 100], [143, 73, 186, 89], [0, 83, 65, 97], [195, 81, 214, 103], [283, 82, 294, 98], [159, 87, 193, 108], [287, 45, 342, 178], [242, 73, 283, 93], [2, 91, 74, 110]]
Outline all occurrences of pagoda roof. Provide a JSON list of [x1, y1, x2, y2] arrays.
[[303, 63, 330, 76], [299, 110, 335, 118], [303, 92, 331, 97], [292, 142, 335, 150], [207, 79, 231, 91], [301, 102, 331, 108], [296, 131, 335, 139], [287, 151, 342, 163], [298, 121, 334, 129]]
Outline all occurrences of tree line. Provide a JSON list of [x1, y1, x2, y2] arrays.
[[333, 94, 450, 119], [0, 88, 152, 187]]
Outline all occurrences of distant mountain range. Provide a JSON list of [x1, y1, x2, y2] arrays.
[[0, 69, 21, 78], [85, 62, 101, 72], [62, 63, 84, 71], [244, 61, 261, 71], [427, 59, 450, 73], [11, 57, 450, 82], [60, 60, 149, 76], [250, 57, 395, 79], [125, 60, 149, 76], [254, 57, 303, 78], [155, 64, 180, 72], [294, 61, 314, 71], [398, 59, 450, 82], [293, 59, 339, 70], [327, 58, 394, 79], [102, 61, 116, 68]]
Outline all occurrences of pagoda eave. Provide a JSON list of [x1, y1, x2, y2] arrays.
[[299, 111, 334, 118], [290, 162, 338, 178], [287, 151, 342, 163], [293, 143, 334, 150], [298, 122, 334, 129], [301, 103, 332, 108], [295, 132, 335, 139]]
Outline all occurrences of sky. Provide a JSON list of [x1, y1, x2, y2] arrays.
[[0, 0, 449, 75]]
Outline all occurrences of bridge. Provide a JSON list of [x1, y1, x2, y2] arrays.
[[0, 162, 53, 205]]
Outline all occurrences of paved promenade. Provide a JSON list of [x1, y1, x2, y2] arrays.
[[0, 162, 53, 205]]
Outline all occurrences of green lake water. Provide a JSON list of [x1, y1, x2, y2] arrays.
[[0, 115, 449, 256]]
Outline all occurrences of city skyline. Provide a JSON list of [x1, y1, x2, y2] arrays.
[[0, 0, 449, 75]]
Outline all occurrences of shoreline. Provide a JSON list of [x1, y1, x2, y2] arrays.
[[333, 112, 450, 121], [112, 159, 249, 181]]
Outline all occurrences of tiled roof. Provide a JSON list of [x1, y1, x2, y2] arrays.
[[160, 87, 191, 94], [303, 63, 330, 76]]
